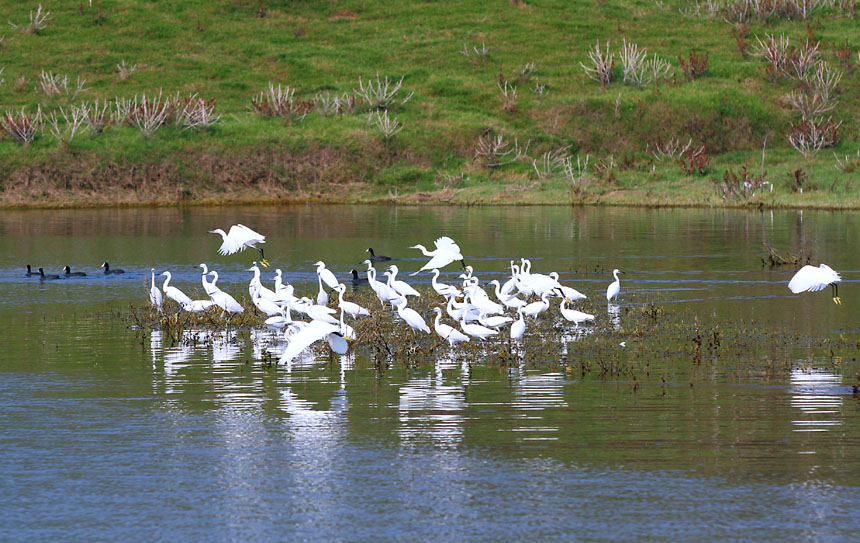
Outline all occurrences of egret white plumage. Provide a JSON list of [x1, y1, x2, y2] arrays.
[[521, 292, 552, 319], [333, 283, 370, 318], [161, 271, 193, 307], [478, 313, 514, 329], [315, 261, 340, 290], [391, 297, 431, 334], [788, 264, 842, 304], [183, 300, 215, 312], [489, 280, 527, 310], [199, 263, 217, 296], [409, 236, 465, 275], [606, 269, 623, 302], [431, 269, 461, 298], [252, 291, 285, 317], [431, 307, 470, 346], [363, 260, 400, 306], [149, 268, 163, 312], [207, 271, 245, 315], [460, 318, 498, 340], [559, 297, 595, 327], [279, 320, 342, 365], [510, 309, 526, 341], [385, 265, 420, 298], [209, 224, 268, 266]]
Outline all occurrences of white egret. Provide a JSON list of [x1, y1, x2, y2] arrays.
[[183, 300, 215, 312], [391, 297, 431, 334], [101, 262, 124, 274], [431, 307, 470, 346], [149, 268, 163, 312], [510, 309, 526, 341], [38, 268, 60, 281], [606, 269, 623, 302], [316, 274, 329, 307], [302, 298, 339, 325], [63, 266, 86, 277], [788, 264, 842, 304], [409, 236, 465, 275], [363, 260, 400, 306], [366, 247, 391, 262], [489, 280, 527, 310], [199, 263, 217, 295], [279, 320, 341, 365], [207, 271, 245, 315], [252, 292, 284, 317], [385, 266, 420, 298], [161, 271, 193, 307], [315, 261, 340, 290], [521, 292, 552, 319], [558, 284, 587, 301], [247, 263, 279, 304], [460, 318, 498, 340], [333, 284, 370, 318], [431, 269, 461, 298], [478, 313, 514, 329], [559, 298, 595, 327], [209, 224, 268, 266]]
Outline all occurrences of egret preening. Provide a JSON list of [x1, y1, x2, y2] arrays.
[[366, 248, 391, 262], [38, 268, 60, 281], [63, 266, 86, 277], [431, 307, 470, 346], [788, 264, 843, 304], [391, 297, 431, 335], [606, 269, 623, 302], [209, 224, 268, 266], [161, 271, 194, 308], [149, 268, 163, 312], [409, 236, 466, 275], [101, 262, 124, 275], [279, 320, 342, 365]]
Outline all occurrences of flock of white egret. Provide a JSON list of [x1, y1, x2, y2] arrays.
[[132, 224, 845, 366]]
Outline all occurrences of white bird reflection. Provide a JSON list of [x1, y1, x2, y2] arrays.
[[398, 356, 467, 448], [607, 302, 621, 331], [507, 370, 567, 443], [790, 367, 843, 435]]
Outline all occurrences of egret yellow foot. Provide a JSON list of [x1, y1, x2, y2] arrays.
[[833, 296, 842, 305], [260, 259, 270, 267]]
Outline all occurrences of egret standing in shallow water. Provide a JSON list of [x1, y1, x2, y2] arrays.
[[209, 224, 268, 266], [788, 264, 843, 304], [149, 269, 163, 312], [431, 307, 470, 346], [606, 269, 623, 302], [161, 271, 193, 308]]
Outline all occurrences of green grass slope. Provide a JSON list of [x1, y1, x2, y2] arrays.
[[0, 0, 858, 207]]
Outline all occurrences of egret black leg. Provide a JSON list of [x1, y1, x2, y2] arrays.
[[460, 259, 467, 269], [259, 247, 269, 267], [833, 283, 842, 305]]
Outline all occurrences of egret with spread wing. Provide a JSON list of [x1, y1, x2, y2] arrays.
[[209, 224, 268, 266]]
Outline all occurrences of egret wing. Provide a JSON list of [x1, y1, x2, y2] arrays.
[[788, 265, 830, 293], [280, 320, 339, 364]]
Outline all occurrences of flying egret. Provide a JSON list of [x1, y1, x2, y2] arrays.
[[161, 271, 194, 307], [606, 269, 623, 302], [510, 309, 526, 341], [431, 307, 470, 346], [333, 284, 370, 318], [366, 248, 391, 262], [391, 297, 431, 334], [559, 297, 595, 327], [788, 264, 842, 304], [409, 236, 466, 275], [460, 317, 498, 340], [385, 265, 420, 298], [101, 262, 124, 274], [63, 266, 86, 277], [207, 271, 245, 316], [279, 320, 342, 365], [38, 268, 60, 281], [209, 224, 268, 266], [149, 268, 163, 312], [431, 269, 461, 298]]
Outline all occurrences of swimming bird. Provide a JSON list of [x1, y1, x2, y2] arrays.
[[606, 269, 623, 302], [391, 296, 431, 335], [431, 307, 470, 346], [161, 271, 193, 307], [149, 268, 163, 312], [366, 247, 391, 262], [26, 265, 39, 277], [209, 224, 268, 266], [333, 283, 370, 319], [409, 236, 465, 275], [788, 264, 843, 304], [559, 297, 595, 327], [101, 262, 124, 274], [63, 266, 86, 277], [38, 267, 60, 281], [350, 268, 369, 287]]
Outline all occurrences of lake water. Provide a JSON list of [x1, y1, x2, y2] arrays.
[[1, 205, 859, 542]]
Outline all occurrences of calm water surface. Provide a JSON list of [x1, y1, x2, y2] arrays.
[[1, 205, 859, 542]]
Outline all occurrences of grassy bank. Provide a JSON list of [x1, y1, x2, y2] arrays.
[[0, 1, 858, 208]]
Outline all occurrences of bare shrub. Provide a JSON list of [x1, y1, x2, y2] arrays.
[[461, 42, 490, 64], [580, 41, 614, 88], [47, 106, 86, 144], [176, 94, 220, 130], [646, 54, 672, 86], [650, 136, 693, 160], [518, 62, 536, 82], [474, 132, 529, 168], [678, 145, 711, 174], [0, 67, 4, 88], [783, 89, 836, 121], [38, 71, 88, 99], [81, 99, 112, 135], [2, 106, 42, 145], [619, 39, 648, 88], [834, 150, 860, 172], [564, 154, 591, 199], [752, 34, 790, 79], [313, 91, 355, 116], [367, 110, 403, 142], [125, 92, 171, 137], [532, 81, 548, 98], [497, 81, 518, 112], [532, 145, 571, 180], [787, 39, 820, 80], [788, 117, 841, 157], [355, 73, 413, 111], [9, 4, 51, 34], [117, 60, 137, 81], [251, 83, 310, 121], [713, 165, 769, 200]]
